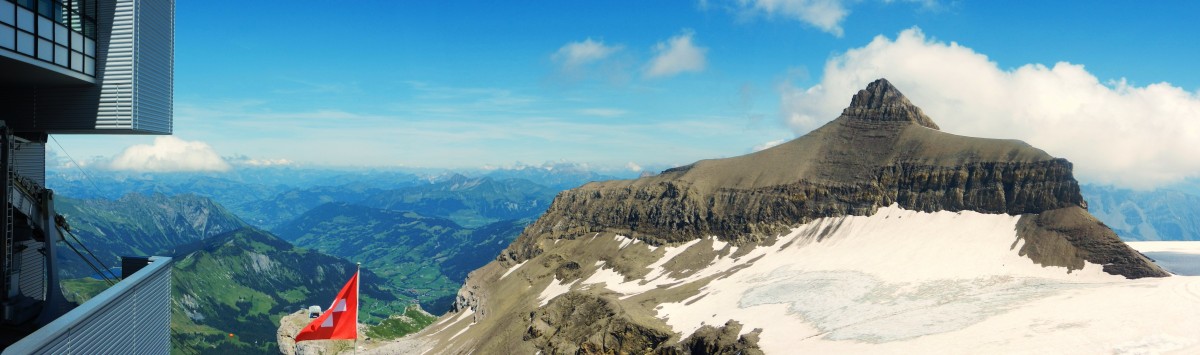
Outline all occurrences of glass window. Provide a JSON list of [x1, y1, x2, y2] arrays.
[[17, 7, 34, 32], [71, 51, 83, 72], [37, 16, 51, 39], [0, 2, 14, 25], [84, 37, 93, 56], [84, 55, 94, 75], [37, 38, 52, 60], [17, 31, 33, 55], [54, 23, 66, 45], [37, 0, 52, 18], [54, 44, 67, 66], [51, 1, 63, 23], [70, 30, 80, 51], [0, 25, 14, 49]]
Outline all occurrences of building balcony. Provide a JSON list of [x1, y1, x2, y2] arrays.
[[2, 256, 172, 355]]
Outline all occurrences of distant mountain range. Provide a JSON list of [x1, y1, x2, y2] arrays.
[[47, 166, 604, 230], [1081, 184, 1200, 241], [48, 168, 580, 354], [55, 193, 248, 278]]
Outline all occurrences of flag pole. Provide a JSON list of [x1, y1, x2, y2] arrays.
[[355, 262, 360, 355]]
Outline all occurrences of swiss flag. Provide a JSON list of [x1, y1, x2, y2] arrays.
[[296, 269, 359, 341]]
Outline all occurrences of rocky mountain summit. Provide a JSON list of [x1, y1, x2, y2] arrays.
[[508, 78, 1156, 278], [381, 79, 1177, 354]]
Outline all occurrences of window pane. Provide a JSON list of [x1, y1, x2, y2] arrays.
[[17, 31, 33, 55], [71, 51, 83, 71], [84, 37, 93, 56], [54, 44, 67, 66], [17, 7, 34, 32], [84, 55, 94, 75], [0, 25, 14, 49], [71, 30, 81, 51], [37, 0, 51, 18], [37, 38, 51, 60], [37, 16, 51, 39], [54, 23, 66, 45], [0, 2, 14, 25]]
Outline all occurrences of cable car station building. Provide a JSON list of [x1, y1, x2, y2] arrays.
[[0, 0, 174, 353]]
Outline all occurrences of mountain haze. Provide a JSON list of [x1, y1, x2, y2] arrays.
[[361, 175, 556, 228]]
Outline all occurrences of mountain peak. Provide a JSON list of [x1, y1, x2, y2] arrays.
[[842, 78, 940, 130]]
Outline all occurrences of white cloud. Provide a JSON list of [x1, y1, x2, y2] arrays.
[[108, 137, 231, 172], [753, 138, 788, 152], [552, 38, 622, 69], [626, 162, 644, 172], [736, 0, 849, 36], [780, 27, 1200, 189], [645, 30, 708, 78]]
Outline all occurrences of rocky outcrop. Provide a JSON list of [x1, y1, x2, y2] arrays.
[[525, 292, 673, 354], [277, 310, 367, 355], [671, 320, 764, 355], [1016, 206, 1165, 278], [841, 78, 940, 129]]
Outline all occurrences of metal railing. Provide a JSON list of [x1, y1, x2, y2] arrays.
[[2, 256, 172, 355]]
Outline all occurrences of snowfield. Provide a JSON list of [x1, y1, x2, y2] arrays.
[[574, 205, 1200, 354]]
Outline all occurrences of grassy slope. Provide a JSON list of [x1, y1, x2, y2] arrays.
[[169, 227, 409, 354]]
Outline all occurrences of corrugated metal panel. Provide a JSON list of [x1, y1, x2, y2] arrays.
[[17, 241, 45, 301], [95, 0, 173, 134], [3, 256, 173, 355], [12, 142, 45, 186]]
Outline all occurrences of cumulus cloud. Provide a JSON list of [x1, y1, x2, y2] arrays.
[[780, 27, 1200, 189], [736, 0, 849, 36], [108, 136, 231, 172], [626, 162, 644, 172], [645, 30, 708, 78], [552, 38, 623, 69]]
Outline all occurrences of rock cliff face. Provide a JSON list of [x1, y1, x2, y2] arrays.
[[399, 79, 1169, 355]]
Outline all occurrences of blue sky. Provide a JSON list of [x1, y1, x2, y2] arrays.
[[52, 1, 1200, 188]]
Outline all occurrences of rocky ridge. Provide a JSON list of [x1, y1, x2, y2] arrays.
[[398, 79, 1168, 355], [506, 79, 1154, 278]]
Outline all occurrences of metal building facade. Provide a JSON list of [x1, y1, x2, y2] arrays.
[[0, 0, 174, 135], [2, 257, 173, 355], [96, 0, 173, 133]]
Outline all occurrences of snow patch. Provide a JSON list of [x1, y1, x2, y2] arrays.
[[500, 260, 527, 280], [538, 277, 577, 306], [614, 235, 636, 249]]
